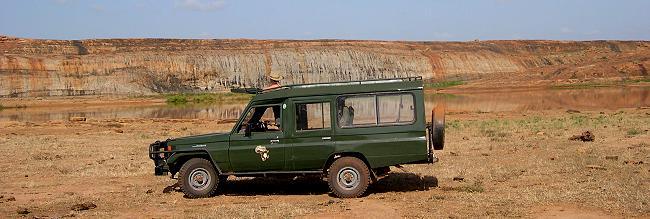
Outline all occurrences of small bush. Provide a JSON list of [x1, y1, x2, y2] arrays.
[[165, 93, 252, 104], [166, 94, 188, 104], [627, 128, 642, 136], [446, 120, 461, 129], [570, 115, 588, 126], [191, 93, 216, 103]]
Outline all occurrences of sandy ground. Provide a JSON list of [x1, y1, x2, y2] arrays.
[[0, 107, 649, 218]]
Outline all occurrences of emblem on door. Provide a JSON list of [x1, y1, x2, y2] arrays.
[[254, 145, 270, 161]]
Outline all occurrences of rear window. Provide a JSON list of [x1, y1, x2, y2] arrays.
[[337, 93, 415, 128]]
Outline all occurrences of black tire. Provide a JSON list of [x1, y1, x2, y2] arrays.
[[178, 158, 220, 198], [431, 105, 445, 150], [327, 157, 371, 198], [432, 121, 444, 150]]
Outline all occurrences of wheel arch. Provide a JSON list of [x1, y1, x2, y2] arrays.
[[167, 151, 222, 175], [322, 152, 376, 181]]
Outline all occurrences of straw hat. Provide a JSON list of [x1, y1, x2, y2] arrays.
[[269, 72, 283, 81]]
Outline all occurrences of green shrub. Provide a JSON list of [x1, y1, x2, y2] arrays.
[[570, 115, 588, 126], [445, 120, 461, 129], [165, 92, 253, 104], [551, 83, 608, 89], [627, 128, 642, 136], [166, 94, 188, 104], [191, 93, 216, 103]]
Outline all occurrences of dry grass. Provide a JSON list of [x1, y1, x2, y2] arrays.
[[0, 109, 648, 218], [406, 109, 650, 217]]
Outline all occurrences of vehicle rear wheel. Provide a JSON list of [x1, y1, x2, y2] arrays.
[[327, 157, 371, 198], [178, 158, 220, 198]]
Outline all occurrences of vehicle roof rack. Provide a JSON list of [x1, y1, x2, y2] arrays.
[[231, 76, 423, 94], [230, 87, 262, 94], [284, 76, 422, 89]]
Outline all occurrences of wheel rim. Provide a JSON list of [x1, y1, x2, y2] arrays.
[[188, 168, 211, 191], [337, 167, 360, 190]]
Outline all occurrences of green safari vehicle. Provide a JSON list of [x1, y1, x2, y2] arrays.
[[149, 77, 445, 198]]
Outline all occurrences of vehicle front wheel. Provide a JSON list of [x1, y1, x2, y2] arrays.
[[327, 157, 371, 198], [178, 158, 220, 198]]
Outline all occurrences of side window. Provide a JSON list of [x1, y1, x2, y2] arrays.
[[337, 93, 415, 128], [237, 105, 282, 134], [378, 94, 415, 124], [296, 102, 331, 131], [337, 95, 377, 127]]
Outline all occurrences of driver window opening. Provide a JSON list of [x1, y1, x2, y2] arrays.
[[237, 105, 282, 134]]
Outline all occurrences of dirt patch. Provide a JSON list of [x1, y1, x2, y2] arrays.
[[302, 199, 399, 219], [532, 205, 615, 219]]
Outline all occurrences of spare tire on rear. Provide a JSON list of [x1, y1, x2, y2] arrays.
[[431, 105, 445, 150]]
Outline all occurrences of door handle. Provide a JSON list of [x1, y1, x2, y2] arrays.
[[322, 137, 332, 141], [270, 139, 280, 144]]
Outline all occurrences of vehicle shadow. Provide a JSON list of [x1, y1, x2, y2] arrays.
[[165, 172, 438, 197], [370, 172, 438, 193], [219, 175, 330, 196]]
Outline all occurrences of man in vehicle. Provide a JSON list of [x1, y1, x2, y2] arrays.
[[263, 72, 283, 91]]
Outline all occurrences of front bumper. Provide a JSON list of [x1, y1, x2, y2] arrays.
[[149, 141, 171, 176]]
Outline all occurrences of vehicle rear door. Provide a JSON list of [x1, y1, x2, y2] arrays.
[[333, 92, 427, 168]]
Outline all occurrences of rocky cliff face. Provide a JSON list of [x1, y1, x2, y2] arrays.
[[1, 36, 649, 97]]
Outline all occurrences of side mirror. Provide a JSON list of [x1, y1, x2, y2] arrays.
[[244, 123, 252, 137]]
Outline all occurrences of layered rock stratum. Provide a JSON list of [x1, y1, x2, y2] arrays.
[[1, 36, 649, 97]]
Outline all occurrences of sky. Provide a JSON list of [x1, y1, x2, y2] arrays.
[[1, 0, 649, 41]]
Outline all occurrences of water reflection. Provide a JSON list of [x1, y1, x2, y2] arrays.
[[427, 86, 650, 113], [0, 103, 246, 122], [1, 86, 649, 122]]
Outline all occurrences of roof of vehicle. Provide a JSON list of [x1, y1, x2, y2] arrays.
[[251, 76, 424, 102]]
